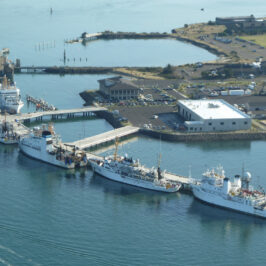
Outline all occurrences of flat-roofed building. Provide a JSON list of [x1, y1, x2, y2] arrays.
[[216, 15, 256, 25], [216, 15, 266, 33], [178, 99, 251, 132], [98, 76, 140, 101]]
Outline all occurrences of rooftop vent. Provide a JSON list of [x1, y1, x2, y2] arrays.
[[208, 103, 219, 108]]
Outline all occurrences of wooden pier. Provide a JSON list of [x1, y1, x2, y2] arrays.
[[67, 126, 140, 150]]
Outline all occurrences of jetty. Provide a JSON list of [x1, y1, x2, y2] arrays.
[[68, 126, 140, 149]]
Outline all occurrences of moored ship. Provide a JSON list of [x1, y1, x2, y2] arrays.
[[89, 140, 181, 192], [0, 76, 24, 114], [192, 166, 266, 218], [19, 124, 88, 169]]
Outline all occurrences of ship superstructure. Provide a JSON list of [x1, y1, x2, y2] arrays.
[[192, 166, 266, 218], [0, 117, 18, 144], [19, 124, 87, 169], [0, 75, 24, 114]]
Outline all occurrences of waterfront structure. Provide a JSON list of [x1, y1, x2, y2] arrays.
[[192, 166, 266, 218], [81, 32, 102, 41], [216, 15, 266, 33], [178, 99, 251, 132], [98, 76, 140, 100]]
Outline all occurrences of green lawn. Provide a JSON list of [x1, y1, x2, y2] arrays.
[[240, 34, 266, 47]]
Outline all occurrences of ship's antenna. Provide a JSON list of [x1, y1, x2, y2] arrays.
[[189, 165, 192, 179], [114, 137, 119, 161], [158, 134, 162, 167], [158, 153, 161, 168], [242, 162, 245, 178]]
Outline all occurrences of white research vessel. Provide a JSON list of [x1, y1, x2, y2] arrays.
[[192, 166, 266, 218], [0, 76, 24, 114], [89, 140, 181, 192], [19, 124, 88, 169]]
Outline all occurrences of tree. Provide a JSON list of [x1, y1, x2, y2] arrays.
[[162, 64, 174, 74]]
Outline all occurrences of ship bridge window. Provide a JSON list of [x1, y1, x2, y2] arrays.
[[46, 140, 53, 145]]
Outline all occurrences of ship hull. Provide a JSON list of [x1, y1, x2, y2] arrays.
[[1, 102, 24, 114], [192, 186, 266, 218], [19, 141, 76, 169], [90, 160, 179, 193]]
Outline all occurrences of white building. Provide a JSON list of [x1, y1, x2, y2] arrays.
[[178, 99, 251, 132]]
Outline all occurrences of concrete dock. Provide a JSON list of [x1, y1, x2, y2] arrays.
[[68, 126, 140, 149], [7, 106, 107, 122]]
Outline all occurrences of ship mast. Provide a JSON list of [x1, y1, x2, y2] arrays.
[[157, 135, 162, 179], [114, 137, 119, 161]]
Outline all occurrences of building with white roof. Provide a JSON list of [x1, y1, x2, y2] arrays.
[[178, 99, 251, 132]]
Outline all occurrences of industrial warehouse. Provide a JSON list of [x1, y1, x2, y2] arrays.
[[178, 99, 251, 132]]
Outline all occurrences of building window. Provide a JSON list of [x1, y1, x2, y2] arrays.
[[119, 90, 122, 94], [220, 122, 224, 125], [208, 122, 212, 126], [190, 127, 193, 130], [244, 121, 248, 125], [200, 128, 202, 131], [232, 122, 236, 125]]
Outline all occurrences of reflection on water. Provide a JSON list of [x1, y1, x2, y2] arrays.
[[189, 199, 266, 225], [188, 199, 266, 246], [89, 172, 179, 207], [185, 140, 252, 151]]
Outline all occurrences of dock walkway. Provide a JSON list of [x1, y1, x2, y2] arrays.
[[164, 172, 195, 191], [7, 106, 107, 122], [68, 126, 140, 149]]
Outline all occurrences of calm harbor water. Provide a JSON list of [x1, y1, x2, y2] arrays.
[[1, 0, 266, 265]]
